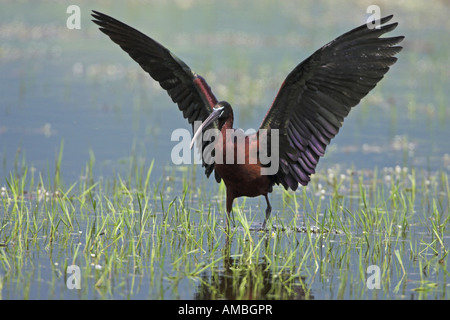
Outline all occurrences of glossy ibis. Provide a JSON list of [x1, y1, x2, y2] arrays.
[[92, 11, 404, 228]]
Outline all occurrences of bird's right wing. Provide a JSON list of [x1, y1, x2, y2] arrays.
[[92, 11, 220, 178]]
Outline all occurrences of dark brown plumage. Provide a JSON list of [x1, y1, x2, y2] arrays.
[[92, 11, 404, 228]]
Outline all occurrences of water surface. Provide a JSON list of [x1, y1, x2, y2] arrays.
[[0, 0, 449, 300]]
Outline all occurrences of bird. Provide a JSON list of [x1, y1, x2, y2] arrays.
[[91, 10, 404, 229]]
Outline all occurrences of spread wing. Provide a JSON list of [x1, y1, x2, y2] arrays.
[[91, 11, 220, 179], [259, 15, 404, 190]]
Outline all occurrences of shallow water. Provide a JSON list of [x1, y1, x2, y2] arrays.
[[0, 0, 449, 300]]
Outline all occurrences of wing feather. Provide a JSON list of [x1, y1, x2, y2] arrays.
[[92, 11, 220, 179], [260, 15, 404, 190]]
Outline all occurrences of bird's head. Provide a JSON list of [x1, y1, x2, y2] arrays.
[[190, 101, 233, 149], [214, 101, 233, 125]]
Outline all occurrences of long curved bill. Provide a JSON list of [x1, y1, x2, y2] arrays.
[[190, 106, 224, 149]]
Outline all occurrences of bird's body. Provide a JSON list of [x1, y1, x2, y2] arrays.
[[215, 142, 273, 204], [92, 11, 404, 228], [196, 106, 274, 216]]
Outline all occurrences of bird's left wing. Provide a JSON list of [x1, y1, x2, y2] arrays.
[[260, 15, 404, 190]]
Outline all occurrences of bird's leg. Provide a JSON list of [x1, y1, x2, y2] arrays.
[[226, 209, 235, 229], [262, 194, 272, 229], [226, 191, 235, 229]]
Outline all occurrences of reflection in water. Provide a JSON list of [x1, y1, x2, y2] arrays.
[[194, 235, 312, 300], [1, 0, 449, 301]]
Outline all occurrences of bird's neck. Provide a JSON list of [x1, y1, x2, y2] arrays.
[[219, 115, 234, 131]]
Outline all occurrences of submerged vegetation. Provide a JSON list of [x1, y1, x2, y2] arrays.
[[1, 0, 449, 300], [0, 146, 448, 299]]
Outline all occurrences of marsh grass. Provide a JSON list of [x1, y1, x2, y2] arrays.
[[0, 0, 449, 300], [0, 146, 448, 299]]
